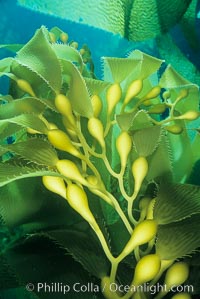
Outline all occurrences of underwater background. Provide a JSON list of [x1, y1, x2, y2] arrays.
[[0, 1, 200, 299]]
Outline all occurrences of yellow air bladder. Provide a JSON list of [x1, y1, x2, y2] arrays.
[[42, 176, 66, 199], [91, 94, 102, 118], [47, 129, 81, 157], [132, 156, 148, 196], [66, 183, 96, 225], [17, 79, 36, 97], [88, 117, 105, 148], [106, 83, 122, 115], [55, 94, 76, 127], [119, 219, 157, 259], [124, 79, 143, 105], [56, 159, 87, 185], [132, 254, 161, 286], [116, 131, 132, 168]]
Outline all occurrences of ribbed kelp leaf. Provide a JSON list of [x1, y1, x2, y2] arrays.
[[0, 161, 59, 187], [0, 57, 13, 73], [17, 0, 191, 41], [51, 43, 83, 70], [159, 64, 199, 113], [156, 33, 200, 85], [191, 133, 200, 164], [0, 114, 48, 134], [130, 125, 162, 157], [180, 0, 200, 50], [0, 123, 23, 140], [170, 86, 199, 114], [0, 98, 45, 119], [128, 0, 191, 40], [18, 0, 127, 38], [2, 138, 58, 166], [84, 77, 110, 95], [154, 182, 200, 224], [128, 50, 164, 79], [116, 111, 138, 131], [146, 135, 172, 181], [47, 229, 110, 278], [0, 44, 23, 52], [159, 64, 193, 88], [102, 57, 142, 83], [156, 214, 200, 260], [50, 26, 63, 41], [60, 59, 93, 118], [129, 110, 153, 131], [14, 26, 62, 94], [3, 234, 94, 299], [167, 128, 194, 182]]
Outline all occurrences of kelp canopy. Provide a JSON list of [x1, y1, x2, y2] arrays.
[[17, 0, 194, 41], [17, 0, 200, 86]]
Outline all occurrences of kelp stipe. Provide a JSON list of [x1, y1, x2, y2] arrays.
[[0, 26, 200, 298]]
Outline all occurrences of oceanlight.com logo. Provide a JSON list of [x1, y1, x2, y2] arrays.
[[26, 281, 194, 295], [107, 282, 194, 295]]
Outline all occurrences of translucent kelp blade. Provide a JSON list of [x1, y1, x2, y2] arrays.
[[2, 138, 58, 166], [0, 123, 23, 140], [0, 98, 45, 119], [60, 59, 93, 118], [156, 214, 200, 260], [0, 161, 59, 187], [15, 26, 62, 94], [84, 77, 110, 95], [51, 44, 84, 71], [17, 0, 191, 41], [102, 57, 142, 83], [154, 183, 200, 224], [159, 64, 193, 88], [0, 44, 23, 53], [130, 125, 162, 157], [146, 135, 172, 181], [0, 58, 13, 73], [17, 0, 126, 37], [0, 114, 48, 134], [47, 229, 110, 279]]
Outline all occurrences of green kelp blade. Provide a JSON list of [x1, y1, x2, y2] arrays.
[[51, 43, 84, 71], [14, 26, 62, 94], [0, 58, 13, 73], [2, 234, 95, 299], [60, 59, 93, 118], [156, 214, 200, 260], [47, 229, 110, 279], [154, 182, 200, 224], [0, 114, 48, 134], [0, 44, 24, 53], [1, 138, 58, 166], [129, 111, 162, 157], [17, 0, 191, 41], [18, 0, 127, 37], [0, 161, 59, 187], [0, 97, 45, 119]]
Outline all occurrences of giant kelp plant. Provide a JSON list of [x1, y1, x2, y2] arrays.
[[0, 26, 200, 299]]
